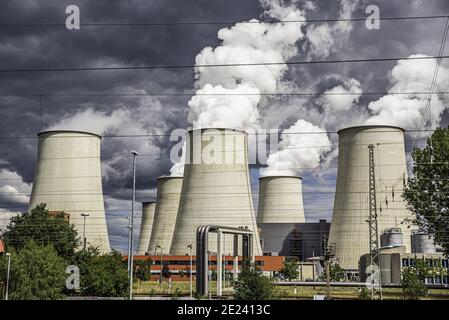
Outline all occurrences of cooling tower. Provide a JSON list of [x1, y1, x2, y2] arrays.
[[147, 176, 183, 254], [137, 201, 156, 255], [28, 131, 110, 252], [328, 125, 413, 270], [257, 176, 306, 224], [170, 128, 262, 255]]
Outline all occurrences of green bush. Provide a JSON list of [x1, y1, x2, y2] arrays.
[[232, 263, 274, 300], [0, 241, 66, 300], [401, 259, 430, 300], [279, 257, 299, 281]]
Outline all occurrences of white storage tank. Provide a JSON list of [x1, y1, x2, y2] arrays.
[[380, 227, 403, 248], [411, 230, 436, 253]]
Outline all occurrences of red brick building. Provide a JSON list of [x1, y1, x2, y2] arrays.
[[129, 255, 285, 281]]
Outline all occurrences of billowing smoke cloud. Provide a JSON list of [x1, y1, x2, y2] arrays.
[[46, 107, 128, 135], [263, 119, 331, 176], [170, 0, 307, 175], [367, 54, 449, 129], [317, 77, 363, 129], [45, 98, 171, 184], [189, 0, 306, 130], [0, 169, 32, 231], [305, 0, 360, 58]]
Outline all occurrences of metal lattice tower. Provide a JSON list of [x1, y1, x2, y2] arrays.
[[367, 144, 382, 300]]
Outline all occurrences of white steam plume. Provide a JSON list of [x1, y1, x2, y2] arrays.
[[189, 1, 306, 130], [170, 0, 307, 175], [366, 54, 449, 129], [305, 0, 359, 58], [263, 119, 331, 176]]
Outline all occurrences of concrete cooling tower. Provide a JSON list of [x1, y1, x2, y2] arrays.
[[28, 131, 110, 253], [257, 175, 306, 254], [147, 176, 183, 254], [257, 175, 306, 224], [137, 202, 156, 255], [170, 128, 262, 255], [328, 125, 413, 270]]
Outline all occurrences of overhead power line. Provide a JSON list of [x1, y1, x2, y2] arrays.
[[0, 129, 435, 140], [3, 91, 449, 97], [1, 14, 448, 28], [0, 55, 448, 73], [410, 16, 449, 162]]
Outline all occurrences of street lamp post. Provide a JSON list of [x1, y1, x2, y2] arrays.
[[5, 253, 11, 301], [81, 213, 89, 250], [207, 250, 211, 300], [128, 151, 139, 300], [157, 245, 163, 289], [312, 246, 315, 282], [188, 244, 193, 298]]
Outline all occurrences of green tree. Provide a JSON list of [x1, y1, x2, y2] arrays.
[[232, 263, 274, 300], [401, 259, 430, 300], [279, 257, 299, 281], [162, 263, 171, 279], [78, 250, 128, 297], [133, 257, 152, 283], [2, 203, 80, 260], [0, 241, 66, 300], [318, 262, 346, 282], [404, 126, 449, 254]]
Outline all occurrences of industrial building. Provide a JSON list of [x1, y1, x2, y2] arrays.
[[359, 227, 446, 285], [329, 125, 414, 271], [130, 254, 285, 281], [137, 202, 156, 255], [259, 220, 331, 261], [170, 128, 262, 255], [28, 130, 110, 253], [148, 176, 183, 254], [360, 248, 448, 285]]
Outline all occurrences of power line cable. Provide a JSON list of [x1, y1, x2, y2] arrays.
[[1, 14, 448, 28], [1, 55, 448, 73], [409, 16, 449, 170], [3, 91, 449, 97]]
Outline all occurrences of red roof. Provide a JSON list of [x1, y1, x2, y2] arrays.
[[0, 240, 5, 254]]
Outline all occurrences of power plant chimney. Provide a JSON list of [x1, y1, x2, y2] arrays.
[[328, 125, 413, 270], [28, 131, 111, 252], [137, 201, 156, 255], [148, 176, 183, 254], [170, 128, 262, 255]]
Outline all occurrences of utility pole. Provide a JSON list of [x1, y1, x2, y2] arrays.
[[323, 236, 331, 299], [188, 244, 193, 298], [128, 151, 139, 300], [157, 245, 163, 289], [5, 253, 11, 300], [81, 213, 89, 250], [208, 250, 212, 300], [312, 246, 315, 282], [368, 144, 382, 300], [323, 236, 336, 300]]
